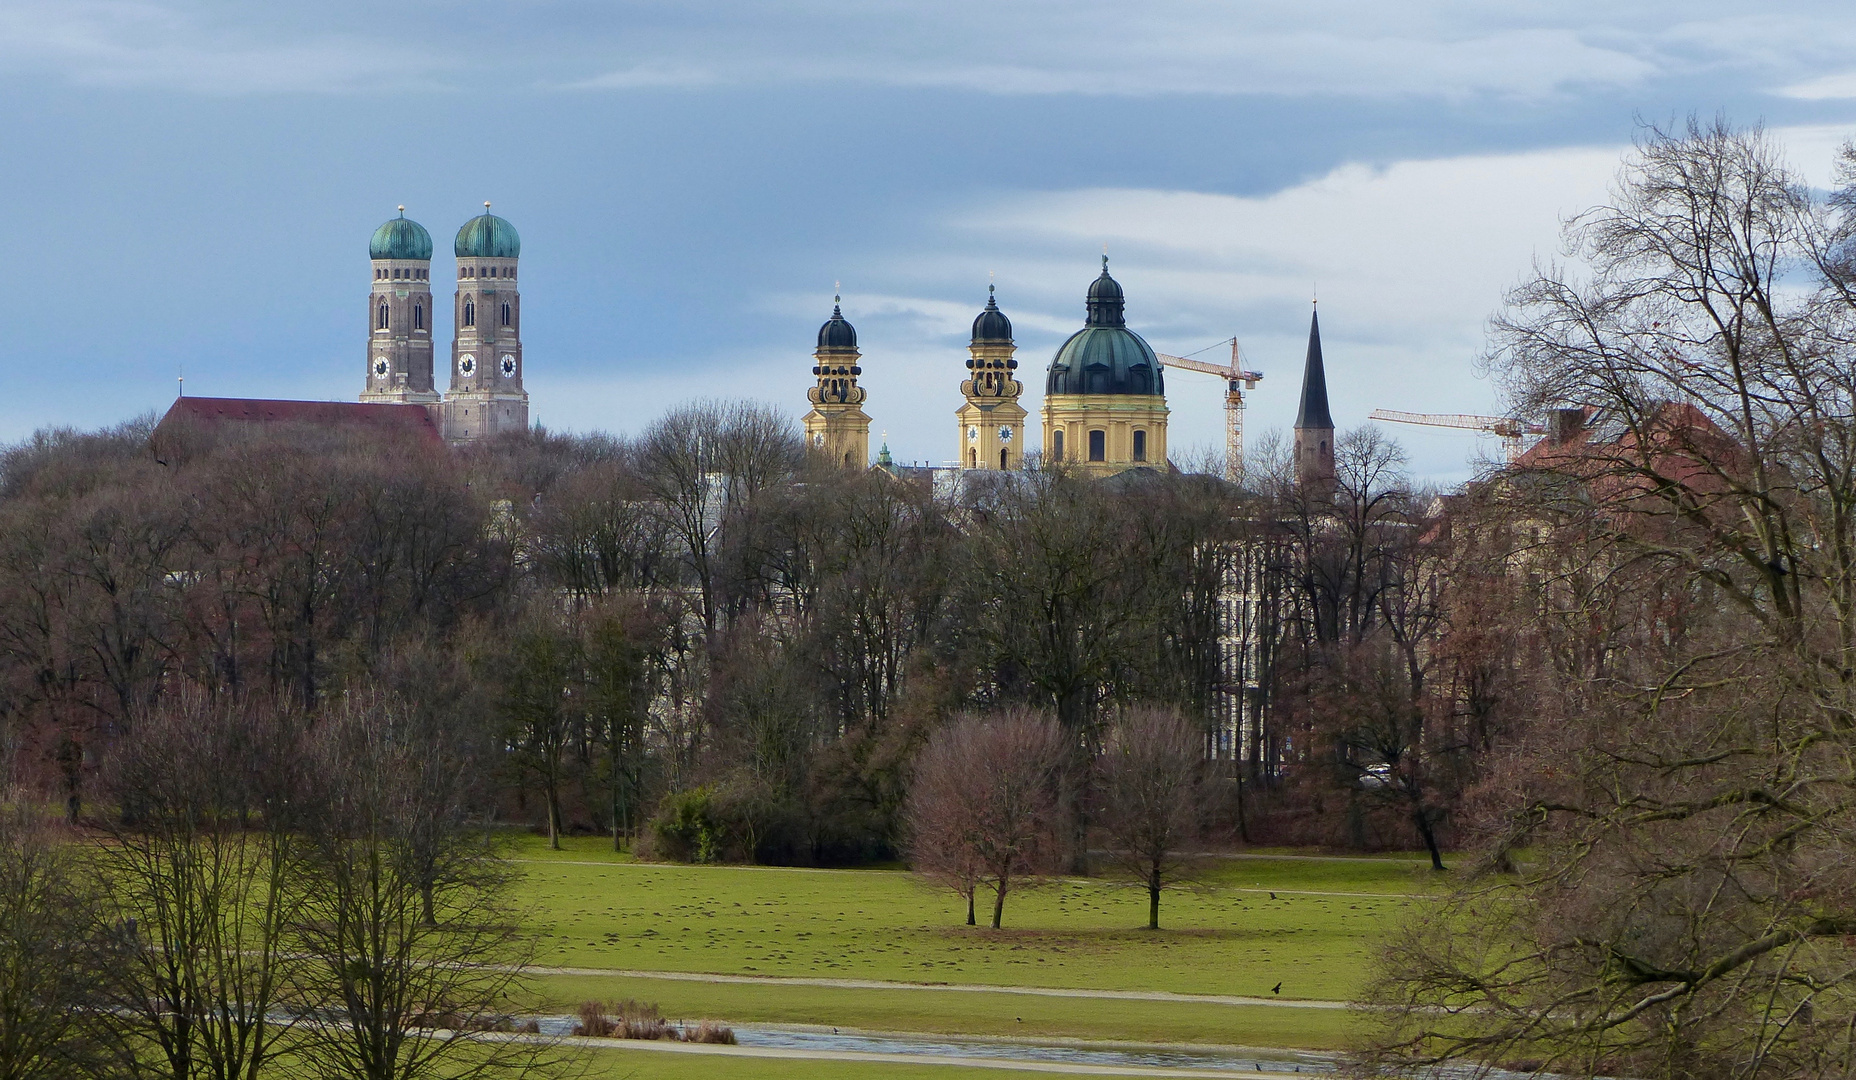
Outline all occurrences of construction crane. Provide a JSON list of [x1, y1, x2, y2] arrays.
[[1155, 338, 1263, 483], [1368, 409, 1546, 461]]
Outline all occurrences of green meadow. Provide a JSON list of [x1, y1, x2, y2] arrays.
[[511, 836, 1446, 1053]]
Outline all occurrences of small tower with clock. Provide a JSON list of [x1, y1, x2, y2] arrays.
[[802, 295, 872, 468], [441, 203, 529, 443], [955, 284, 1025, 470], [361, 208, 440, 406]]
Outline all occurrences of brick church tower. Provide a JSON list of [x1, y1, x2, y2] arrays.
[[441, 203, 529, 443], [361, 208, 440, 405]]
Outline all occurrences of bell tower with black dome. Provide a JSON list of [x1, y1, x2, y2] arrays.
[[803, 294, 872, 468], [956, 284, 1025, 470], [441, 202, 529, 443], [361, 208, 439, 405]]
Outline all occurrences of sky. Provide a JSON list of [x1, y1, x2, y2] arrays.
[[8, 1, 1856, 482]]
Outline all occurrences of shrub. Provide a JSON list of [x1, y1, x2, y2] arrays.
[[647, 787, 726, 863]]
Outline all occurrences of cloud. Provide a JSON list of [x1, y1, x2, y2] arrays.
[[845, 143, 1626, 480], [564, 61, 719, 91], [1777, 71, 1856, 100], [5, 0, 1851, 103], [0, 1, 436, 93]]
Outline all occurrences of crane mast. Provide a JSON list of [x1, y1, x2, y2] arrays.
[[1155, 339, 1263, 483]]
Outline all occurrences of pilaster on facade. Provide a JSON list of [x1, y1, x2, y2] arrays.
[[1040, 394, 1170, 476]]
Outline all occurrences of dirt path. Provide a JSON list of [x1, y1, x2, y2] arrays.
[[559, 1034, 1315, 1077], [526, 964, 1352, 1009]]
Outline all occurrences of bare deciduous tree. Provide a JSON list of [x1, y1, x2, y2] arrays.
[[905, 710, 1068, 929], [1365, 119, 1856, 1079], [1096, 706, 1207, 930], [98, 691, 304, 1080], [0, 800, 117, 1080], [293, 692, 547, 1080]]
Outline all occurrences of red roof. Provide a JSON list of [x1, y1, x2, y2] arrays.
[[157, 397, 442, 444]]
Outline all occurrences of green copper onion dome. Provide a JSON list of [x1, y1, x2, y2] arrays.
[[369, 209, 433, 261], [1045, 257, 1163, 397], [455, 205, 521, 258]]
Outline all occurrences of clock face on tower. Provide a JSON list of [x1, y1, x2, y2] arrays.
[[812, 432, 824, 447], [998, 426, 1014, 442], [372, 358, 389, 378], [500, 355, 516, 378], [458, 355, 476, 377], [967, 426, 979, 442]]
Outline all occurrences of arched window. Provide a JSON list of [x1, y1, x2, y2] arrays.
[[969, 449, 977, 468], [463, 299, 475, 327], [1052, 430, 1064, 461], [376, 303, 389, 330], [1088, 429, 1106, 462], [414, 304, 424, 330], [1133, 430, 1147, 462], [501, 302, 511, 326], [1000, 448, 1008, 469]]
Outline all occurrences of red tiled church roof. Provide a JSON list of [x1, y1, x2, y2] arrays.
[[157, 397, 442, 444]]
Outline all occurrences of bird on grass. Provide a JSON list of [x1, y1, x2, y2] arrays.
[[1269, 892, 1277, 900], [1271, 982, 1282, 995]]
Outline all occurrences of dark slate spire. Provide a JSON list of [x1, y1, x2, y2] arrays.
[[1294, 306, 1333, 430]]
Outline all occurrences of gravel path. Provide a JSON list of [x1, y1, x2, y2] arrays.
[[557, 1034, 1315, 1077]]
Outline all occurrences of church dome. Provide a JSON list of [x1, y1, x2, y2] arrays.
[[455, 209, 521, 258], [818, 299, 857, 351], [971, 286, 1013, 343], [370, 211, 432, 261], [1044, 260, 1164, 397]]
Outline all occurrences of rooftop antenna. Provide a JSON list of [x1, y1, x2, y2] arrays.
[[177, 366, 184, 398]]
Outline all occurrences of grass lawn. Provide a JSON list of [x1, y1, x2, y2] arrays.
[[508, 836, 1443, 1050], [511, 835, 1438, 1000]]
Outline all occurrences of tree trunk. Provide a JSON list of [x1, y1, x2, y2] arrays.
[[547, 779, 562, 851], [1234, 770, 1251, 846], [966, 892, 975, 927], [1413, 805, 1445, 871], [1148, 869, 1161, 930], [991, 881, 1007, 930]]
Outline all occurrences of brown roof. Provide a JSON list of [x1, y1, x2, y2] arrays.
[[157, 397, 442, 444]]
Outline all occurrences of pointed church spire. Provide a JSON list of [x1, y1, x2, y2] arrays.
[[1294, 305, 1333, 431], [1293, 303, 1335, 494]]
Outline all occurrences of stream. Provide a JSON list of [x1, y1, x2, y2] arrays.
[[534, 1015, 1338, 1073]]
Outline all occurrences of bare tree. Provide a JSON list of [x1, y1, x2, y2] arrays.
[[1095, 706, 1208, 930], [292, 692, 547, 1080], [0, 800, 117, 1080], [1365, 119, 1856, 1079], [97, 691, 304, 1080], [905, 710, 1068, 929]]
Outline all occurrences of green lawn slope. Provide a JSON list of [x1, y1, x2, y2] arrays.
[[510, 837, 1445, 1050]]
